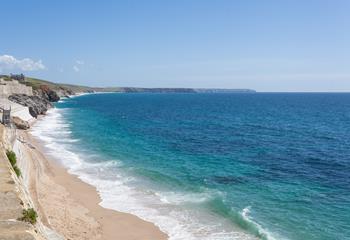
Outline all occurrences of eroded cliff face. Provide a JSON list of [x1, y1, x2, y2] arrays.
[[0, 126, 43, 240], [3, 78, 64, 119], [9, 94, 53, 118], [0, 124, 66, 240], [52, 87, 75, 98], [0, 77, 60, 121], [34, 85, 60, 102], [0, 77, 64, 239]]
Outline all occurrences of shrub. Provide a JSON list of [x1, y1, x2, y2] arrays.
[[6, 150, 21, 178], [6, 150, 17, 167], [3, 76, 12, 81], [13, 166, 21, 177], [19, 208, 37, 225]]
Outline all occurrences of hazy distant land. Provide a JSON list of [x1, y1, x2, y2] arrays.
[[22, 76, 256, 95]]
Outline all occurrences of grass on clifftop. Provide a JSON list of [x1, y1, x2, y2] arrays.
[[24, 77, 57, 90], [6, 150, 21, 177], [19, 208, 38, 225], [24, 76, 125, 93], [25, 77, 93, 92]]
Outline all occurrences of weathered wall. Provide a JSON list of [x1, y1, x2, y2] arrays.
[[0, 126, 64, 240], [0, 98, 34, 122], [0, 125, 39, 240], [0, 79, 33, 98]]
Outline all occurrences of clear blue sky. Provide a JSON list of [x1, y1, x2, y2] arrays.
[[0, 0, 349, 91]]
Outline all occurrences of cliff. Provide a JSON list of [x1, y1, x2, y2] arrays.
[[0, 76, 59, 120], [0, 76, 64, 239], [8, 94, 52, 118], [0, 125, 51, 240], [24, 78, 78, 98]]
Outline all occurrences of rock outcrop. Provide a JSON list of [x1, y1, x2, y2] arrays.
[[12, 116, 30, 130], [55, 87, 75, 98], [8, 94, 52, 118], [34, 85, 60, 102]]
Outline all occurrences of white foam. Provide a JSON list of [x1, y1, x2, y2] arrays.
[[240, 207, 284, 240], [31, 108, 267, 240], [155, 189, 223, 205]]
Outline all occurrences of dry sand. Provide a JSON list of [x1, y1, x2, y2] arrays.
[[18, 130, 168, 240]]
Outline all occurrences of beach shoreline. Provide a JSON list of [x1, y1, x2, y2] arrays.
[[16, 126, 168, 240]]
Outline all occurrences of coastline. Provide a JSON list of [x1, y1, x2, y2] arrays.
[[17, 123, 168, 240], [4, 91, 265, 240], [30, 94, 263, 240]]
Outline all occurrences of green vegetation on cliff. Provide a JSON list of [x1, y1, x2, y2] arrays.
[[6, 150, 21, 177], [25, 77, 92, 92], [6, 150, 16, 166], [19, 208, 38, 225]]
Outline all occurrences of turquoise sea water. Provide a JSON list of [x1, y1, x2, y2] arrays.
[[31, 93, 350, 240]]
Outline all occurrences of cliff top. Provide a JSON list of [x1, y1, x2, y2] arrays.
[[1, 75, 256, 94]]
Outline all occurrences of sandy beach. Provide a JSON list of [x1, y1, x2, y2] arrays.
[[16, 129, 168, 240]]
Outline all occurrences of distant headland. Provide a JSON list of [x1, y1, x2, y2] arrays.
[[0, 74, 255, 97]]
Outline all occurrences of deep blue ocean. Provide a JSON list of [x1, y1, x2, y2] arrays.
[[31, 93, 350, 240]]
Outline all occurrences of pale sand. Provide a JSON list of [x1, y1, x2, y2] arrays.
[[18, 130, 168, 240]]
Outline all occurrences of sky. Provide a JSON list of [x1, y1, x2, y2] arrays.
[[0, 0, 349, 92]]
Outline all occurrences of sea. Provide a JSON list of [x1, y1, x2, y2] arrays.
[[31, 93, 350, 240]]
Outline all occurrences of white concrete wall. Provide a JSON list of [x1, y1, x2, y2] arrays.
[[0, 79, 33, 98], [0, 98, 34, 122]]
